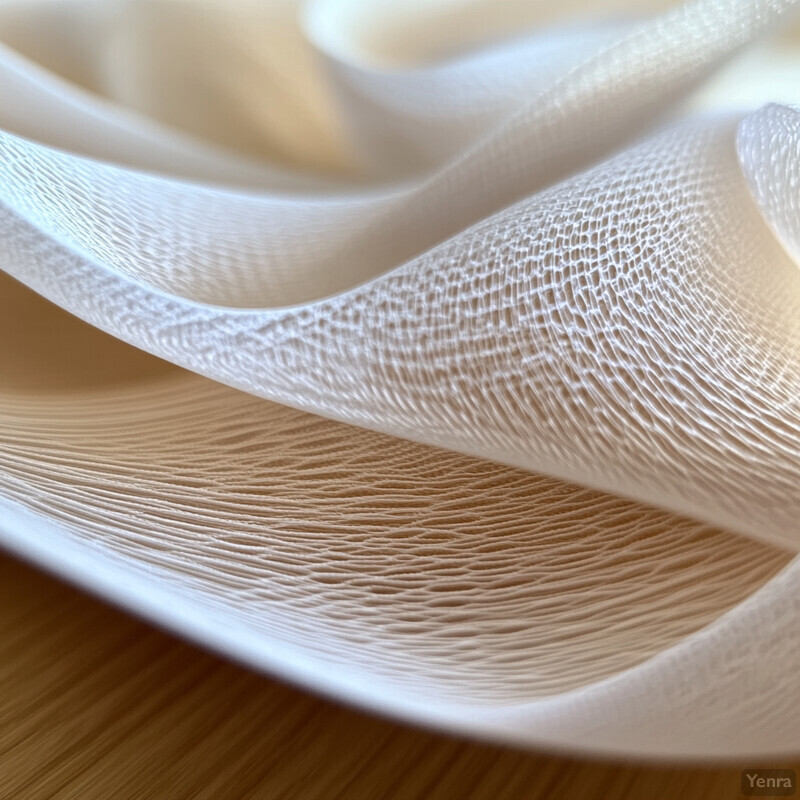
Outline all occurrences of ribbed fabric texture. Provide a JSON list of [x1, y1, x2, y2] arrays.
[[0, 0, 799, 759]]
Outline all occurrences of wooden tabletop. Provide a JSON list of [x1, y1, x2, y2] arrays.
[[0, 553, 789, 799]]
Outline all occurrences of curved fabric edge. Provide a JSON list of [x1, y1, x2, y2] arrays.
[[0, 495, 799, 761], [0, 110, 797, 550]]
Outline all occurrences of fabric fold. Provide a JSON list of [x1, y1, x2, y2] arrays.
[[0, 0, 799, 760]]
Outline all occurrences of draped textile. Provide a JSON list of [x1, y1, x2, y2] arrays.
[[1, 0, 799, 759]]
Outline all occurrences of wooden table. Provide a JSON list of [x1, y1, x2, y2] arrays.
[[0, 554, 789, 799]]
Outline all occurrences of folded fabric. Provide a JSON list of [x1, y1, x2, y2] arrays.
[[0, 0, 799, 759]]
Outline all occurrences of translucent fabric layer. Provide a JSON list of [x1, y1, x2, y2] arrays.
[[0, 0, 799, 759]]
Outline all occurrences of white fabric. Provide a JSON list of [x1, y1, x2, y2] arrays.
[[0, 0, 799, 760]]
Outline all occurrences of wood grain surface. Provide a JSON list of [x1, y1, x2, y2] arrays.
[[0, 553, 792, 799]]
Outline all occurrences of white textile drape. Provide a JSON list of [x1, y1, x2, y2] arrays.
[[0, 0, 799, 759]]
